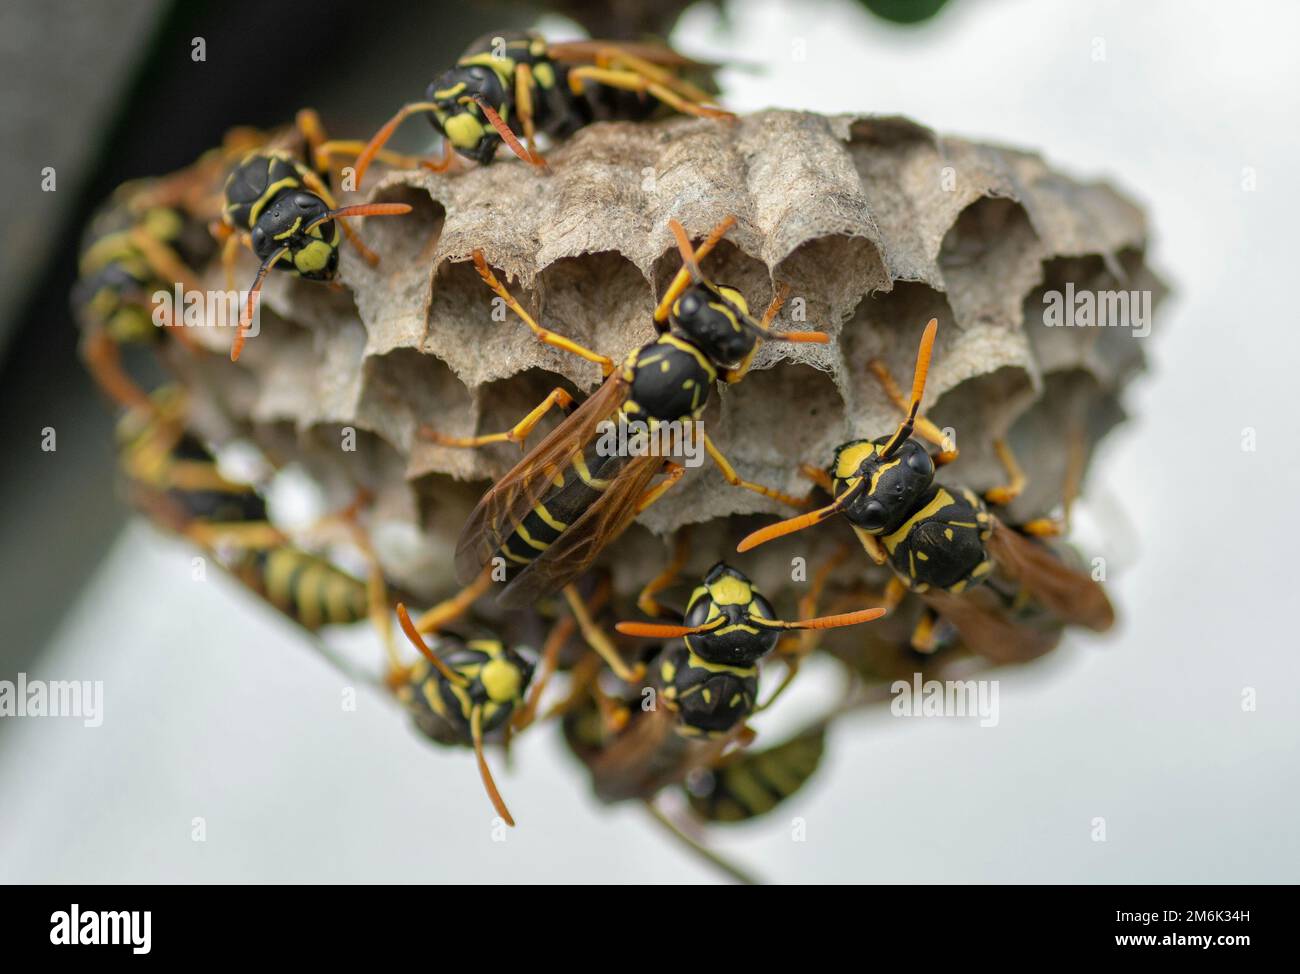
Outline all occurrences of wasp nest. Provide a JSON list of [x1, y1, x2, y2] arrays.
[[174, 110, 1164, 629]]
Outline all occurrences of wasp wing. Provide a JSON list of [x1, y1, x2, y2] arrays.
[[453, 373, 629, 585], [496, 452, 664, 608], [921, 587, 1063, 665], [985, 519, 1115, 632]]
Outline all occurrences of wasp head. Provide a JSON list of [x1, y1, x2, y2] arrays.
[[836, 437, 935, 535], [681, 563, 780, 666], [426, 65, 509, 164], [249, 190, 338, 281], [669, 283, 758, 367]]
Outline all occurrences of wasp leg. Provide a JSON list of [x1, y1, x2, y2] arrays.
[[420, 387, 575, 453], [563, 585, 644, 683], [722, 284, 791, 384], [590, 48, 718, 105], [353, 101, 442, 189], [412, 566, 494, 638], [471, 251, 613, 374], [566, 66, 733, 121], [799, 462, 835, 494], [1019, 425, 1085, 538], [704, 435, 809, 508], [654, 215, 737, 325], [867, 356, 957, 464], [984, 437, 1028, 507], [184, 521, 287, 551], [638, 529, 690, 619], [643, 800, 761, 885], [82, 328, 153, 412], [636, 462, 686, 513], [757, 546, 849, 713], [910, 609, 940, 653], [511, 615, 574, 733], [514, 62, 544, 166]]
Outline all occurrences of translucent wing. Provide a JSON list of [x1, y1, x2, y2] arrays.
[[453, 373, 629, 585], [985, 519, 1116, 632], [496, 452, 664, 608], [921, 587, 1064, 665]]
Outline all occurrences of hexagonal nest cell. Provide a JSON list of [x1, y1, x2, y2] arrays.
[[176, 110, 1164, 656]]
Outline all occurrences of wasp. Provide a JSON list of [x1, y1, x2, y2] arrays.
[[72, 136, 260, 412], [214, 110, 414, 362], [737, 319, 1115, 663], [422, 216, 829, 629], [387, 587, 535, 826], [615, 561, 885, 738], [117, 386, 393, 638], [352, 30, 729, 185]]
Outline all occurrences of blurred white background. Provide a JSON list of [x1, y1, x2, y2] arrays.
[[2, 0, 1297, 883]]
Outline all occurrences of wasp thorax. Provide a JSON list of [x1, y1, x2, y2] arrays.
[[671, 283, 757, 367]]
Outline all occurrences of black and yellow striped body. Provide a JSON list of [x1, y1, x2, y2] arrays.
[[621, 333, 717, 424], [682, 563, 779, 666], [687, 725, 827, 823], [73, 197, 215, 345], [880, 483, 993, 594], [493, 334, 716, 583], [426, 30, 660, 165], [659, 643, 757, 739], [396, 637, 533, 746], [222, 150, 340, 281], [829, 436, 992, 593], [234, 546, 369, 630], [497, 441, 634, 583]]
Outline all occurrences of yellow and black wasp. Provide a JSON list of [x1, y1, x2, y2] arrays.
[[737, 320, 1115, 663], [614, 561, 885, 738], [387, 590, 535, 826], [72, 136, 262, 412], [214, 110, 414, 361], [422, 216, 829, 633], [352, 30, 729, 184], [117, 386, 390, 635]]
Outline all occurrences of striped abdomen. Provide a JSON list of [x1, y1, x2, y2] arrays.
[[687, 725, 827, 823], [240, 546, 368, 629], [496, 441, 633, 581]]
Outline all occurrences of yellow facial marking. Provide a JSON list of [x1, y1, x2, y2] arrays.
[[480, 657, 522, 703]]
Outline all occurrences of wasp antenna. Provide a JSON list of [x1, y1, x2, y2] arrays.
[[354, 101, 440, 189], [775, 606, 888, 631], [614, 618, 725, 639], [879, 318, 938, 459], [655, 216, 735, 322], [232, 247, 287, 362], [736, 492, 855, 552], [395, 603, 469, 687], [474, 97, 545, 168], [471, 706, 515, 827]]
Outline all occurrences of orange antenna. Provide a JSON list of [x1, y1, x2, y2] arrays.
[[735, 489, 859, 553], [614, 617, 726, 640], [878, 318, 938, 459], [395, 603, 469, 688]]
